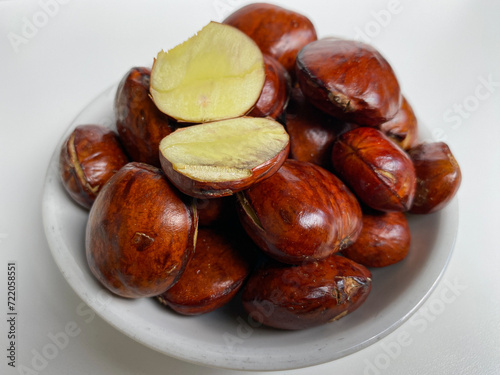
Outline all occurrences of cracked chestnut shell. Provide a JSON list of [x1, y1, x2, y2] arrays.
[[296, 38, 401, 127], [156, 227, 255, 315], [86, 162, 197, 298], [115, 67, 174, 167], [331, 127, 416, 212], [237, 159, 362, 265], [249, 54, 291, 120], [241, 255, 372, 330], [341, 210, 411, 267], [408, 142, 462, 214], [59, 124, 129, 209], [223, 3, 317, 75]]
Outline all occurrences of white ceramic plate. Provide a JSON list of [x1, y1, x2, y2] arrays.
[[42, 84, 459, 371]]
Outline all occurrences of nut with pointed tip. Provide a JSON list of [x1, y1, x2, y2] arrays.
[[59, 124, 129, 209], [241, 255, 372, 330]]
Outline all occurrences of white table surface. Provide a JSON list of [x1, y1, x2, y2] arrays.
[[1, 1, 499, 374]]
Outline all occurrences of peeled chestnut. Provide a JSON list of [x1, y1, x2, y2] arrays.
[[59, 124, 129, 209], [237, 159, 362, 265], [331, 127, 416, 212], [115, 66, 174, 167], [379, 96, 419, 150], [285, 85, 358, 168], [242, 255, 372, 330], [296, 38, 401, 127], [86, 162, 197, 298], [408, 142, 462, 214], [248, 54, 291, 120], [223, 3, 317, 75], [341, 210, 411, 267], [156, 227, 255, 315]]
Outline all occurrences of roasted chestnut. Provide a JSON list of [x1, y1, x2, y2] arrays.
[[285, 85, 358, 168], [296, 38, 402, 127], [237, 159, 362, 264], [341, 210, 411, 267], [249, 54, 291, 120], [331, 127, 416, 212], [408, 142, 462, 214], [115, 67, 174, 167], [379, 96, 419, 150], [59, 124, 129, 209], [156, 227, 255, 315], [223, 3, 317, 75], [242, 255, 372, 330], [86, 162, 197, 298]]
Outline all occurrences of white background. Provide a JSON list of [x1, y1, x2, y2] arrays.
[[1, 0, 499, 374]]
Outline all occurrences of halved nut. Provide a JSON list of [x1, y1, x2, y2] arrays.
[[150, 21, 265, 123], [159, 116, 289, 198]]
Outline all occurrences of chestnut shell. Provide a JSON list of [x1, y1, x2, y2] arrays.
[[86, 162, 197, 298], [59, 124, 129, 209]]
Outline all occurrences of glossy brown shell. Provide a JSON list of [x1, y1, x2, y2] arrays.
[[156, 227, 255, 315], [237, 159, 362, 264], [379, 96, 419, 150], [59, 124, 129, 209], [223, 3, 317, 74], [331, 127, 416, 212], [296, 38, 401, 127], [249, 54, 291, 119], [408, 142, 462, 214], [242, 255, 372, 330], [285, 85, 358, 168], [341, 210, 411, 267], [86, 162, 197, 298], [114, 67, 174, 167]]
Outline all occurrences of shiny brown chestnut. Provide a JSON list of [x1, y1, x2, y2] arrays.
[[86, 162, 197, 298], [156, 227, 255, 315], [285, 85, 358, 168], [223, 3, 317, 75], [195, 196, 235, 227], [242, 255, 372, 330], [237, 159, 362, 265], [379, 96, 419, 150], [114, 67, 174, 167], [331, 127, 416, 212], [408, 142, 462, 214], [296, 38, 402, 127], [341, 210, 411, 267], [59, 124, 129, 209], [248, 54, 291, 120]]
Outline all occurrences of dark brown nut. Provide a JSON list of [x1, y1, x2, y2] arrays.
[[341, 210, 411, 267], [237, 159, 362, 265], [379, 96, 419, 150], [296, 38, 402, 127], [408, 142, 462, 214], [114, 67, 174, 167], [59, 124, 129, 209], [86, 162, 197, 298], [195, 196, 235, 227], [156, 227, 255, 315], [248, 54, 291, 120], [242, 255, 372, 330], [223, 3, 317, 75], [331, 127, 416, 212], [285, 85, 358, 168]]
